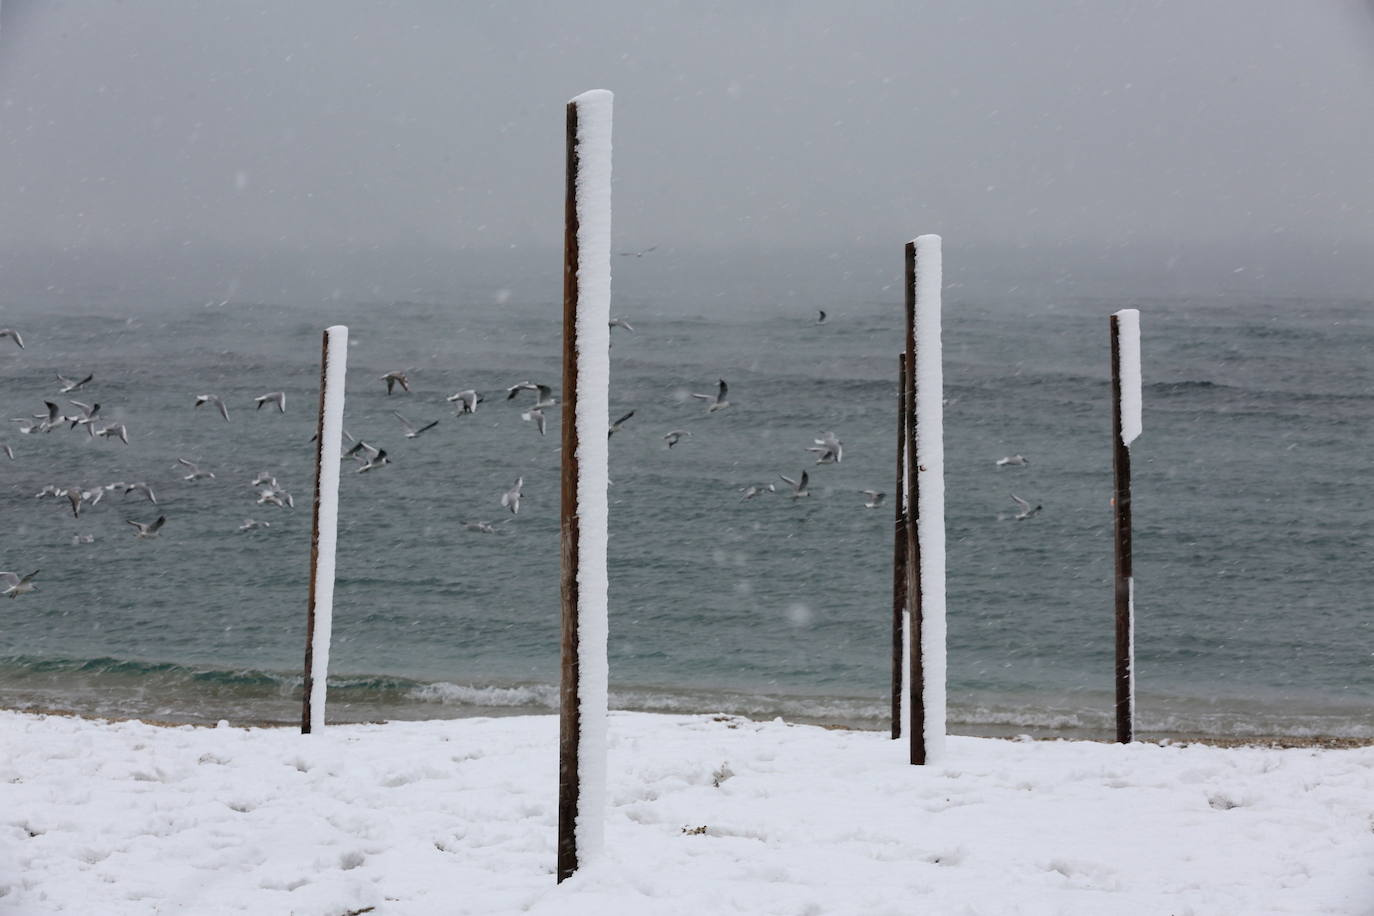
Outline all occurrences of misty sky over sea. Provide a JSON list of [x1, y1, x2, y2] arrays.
[[1, 1, 1372, 303]]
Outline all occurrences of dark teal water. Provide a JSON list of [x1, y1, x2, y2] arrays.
[[1, 288, 1370, 739]]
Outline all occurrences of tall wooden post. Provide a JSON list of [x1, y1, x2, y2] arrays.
[[902, 242, 924, 763], [558, 89, 613, 884], [891, 353, 909, 740], [903, 235, 946, 765], [1110, 309, 1141, 744], [302, 324, 348, 734]]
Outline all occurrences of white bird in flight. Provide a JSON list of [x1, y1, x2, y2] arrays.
[[739, 483, 776, 501], [95, 423, 129, 445], [608, 410, 635, 438], [127, 516, 167, 539], [392, 411, 439, 439], [501, 477, 523, 515], [194, 394, 230, 422], [779, 471, 810, 499], [997, 454, 1029, 467], [663, 429, 691, 449], [254, 391, 286, 414], [381, 371, 410, 395], [177, 457, 215, 481], [806, 432, 843, 465], [862, 489, 885, 509], [1010, 493, 1041, 520], [346, 441, 390, 473], [0, 329, 24, 349], [522, 407, 547, 437], [447, 389, 482, 414], [56, 373, 93, 393], [0, 570, 39, 598], [690, 378, 730, 412]]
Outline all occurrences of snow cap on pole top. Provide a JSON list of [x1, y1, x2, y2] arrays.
[[1114, 308, 1142, 446]]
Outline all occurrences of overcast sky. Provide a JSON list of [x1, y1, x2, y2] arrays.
[[1, 1, 1372, 298]]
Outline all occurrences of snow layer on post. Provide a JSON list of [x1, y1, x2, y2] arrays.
[[1114, 308, 1142, 446], [570, 88, 612, 863], [310, 324, 349, 733], [912, 235, 946, 762]]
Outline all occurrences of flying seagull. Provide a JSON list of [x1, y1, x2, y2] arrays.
[[806, 431, 843, 465], [501, 477, 523, 515], [254, 391, 286, 413], [57, 373, 93, 393], [446, 389, 482, 414], [256, 487, 291, 508], [522, 407, 547, 437], [862, 489, 886, 509], [127, 516, 167, 539], [0, 443, 12, 460], [690, 378, 731, 412], [123, 482, 157, 504], [608, 317, 635, 333], [996, 454, 1029, 467], [1010, 493, 1042, 520], [194, 394, 230, 422], [0, 328, 24, 349], [238, 519, 271, 532], [392, 410, 439, 439], [779, 470, 810, 499], [506, 381, 555, 407], [68, 400, 100, 433], [739, 483, 776, 501], [608, 410, 635, 438], [381, 371, 410, 395], [0, 570, 39, 598], [346, 440, 390, 473], [817, 309, 827, 324], [177, 457, 215, 480], [663, 429, 691, 449], [94, 423, 129, 445]]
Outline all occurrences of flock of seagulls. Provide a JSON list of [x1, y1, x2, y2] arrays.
[[0, 312, 1046, 598]]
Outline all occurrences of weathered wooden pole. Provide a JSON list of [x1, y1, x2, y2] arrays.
[[557, 89, 613, 884], [903, 235, 947, 765], [302, 324, 348, 734], [891, 352, 909, 740], [1110, 309, 1142, 744]]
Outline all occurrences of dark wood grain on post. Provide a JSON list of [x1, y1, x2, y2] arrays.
[[1110, 315, 1134, 744], [891, 352, 909, 740], [903, 241, 927, 765], [301, 329, 330, 734], [557, 98, 583, 884]]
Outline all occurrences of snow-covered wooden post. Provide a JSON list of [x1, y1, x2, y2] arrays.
[[891, 352, 909, 740], [1110, 309, 1142, 744], [902, 236, 946, 765], [301, 324, 348, 734], [557, 89, 612, 883]]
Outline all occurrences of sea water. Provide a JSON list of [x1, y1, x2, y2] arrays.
[[1, 271, 1370, 740]]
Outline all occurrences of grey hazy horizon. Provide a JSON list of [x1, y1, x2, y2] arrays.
[[2, 1, 1372, 306]]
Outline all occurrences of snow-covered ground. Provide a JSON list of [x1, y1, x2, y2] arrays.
[[2, 710, 1371, 915]]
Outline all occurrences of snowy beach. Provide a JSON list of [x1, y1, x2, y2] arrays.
[[3, 709, 1373, 914]]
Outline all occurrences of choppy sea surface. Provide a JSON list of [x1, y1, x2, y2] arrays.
[[1, 279, 1370, 740]]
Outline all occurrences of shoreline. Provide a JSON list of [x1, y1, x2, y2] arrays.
[[8, 703, 1372, 750]]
